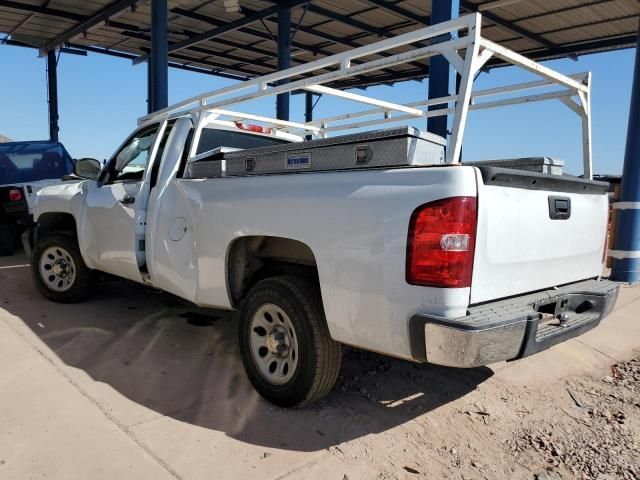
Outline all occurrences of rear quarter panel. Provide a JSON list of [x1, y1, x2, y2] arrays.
[[181, 166, 477, 359]]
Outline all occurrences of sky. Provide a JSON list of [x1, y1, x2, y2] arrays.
[[0, 43, 635, 175]]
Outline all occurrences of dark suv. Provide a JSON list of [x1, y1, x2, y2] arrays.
[[0, 141, 74, 256]]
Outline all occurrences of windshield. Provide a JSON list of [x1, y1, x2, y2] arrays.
[[0, 142, 74, 184]]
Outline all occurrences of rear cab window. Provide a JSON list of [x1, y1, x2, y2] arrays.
[[195, 128, 289, 155]]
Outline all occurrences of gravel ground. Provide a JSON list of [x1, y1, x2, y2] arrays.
[[324, 350, 640, 480], [506, 357, 640, 480]]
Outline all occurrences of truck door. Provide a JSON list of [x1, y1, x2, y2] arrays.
[[81, 123, 163, 282], [145, 117, 198, 300]]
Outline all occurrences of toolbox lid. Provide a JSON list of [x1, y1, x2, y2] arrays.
[[219, 126, 446, 160]]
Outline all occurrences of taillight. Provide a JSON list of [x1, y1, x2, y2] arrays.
[[8, 188, 22, 202], [235, 121, 272, 135], [406, 196, 478, 288]]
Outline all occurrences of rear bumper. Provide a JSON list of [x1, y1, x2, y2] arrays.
[[409, 278, 619, 368]]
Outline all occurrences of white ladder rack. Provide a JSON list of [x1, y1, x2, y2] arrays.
[[138, 13, 593, 179]]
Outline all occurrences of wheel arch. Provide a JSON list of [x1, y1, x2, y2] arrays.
[[36, 212, 78, 242], [226, 235, 319, 307]]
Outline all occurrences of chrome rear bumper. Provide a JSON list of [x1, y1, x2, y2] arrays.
[[409, 279, 619, 368]]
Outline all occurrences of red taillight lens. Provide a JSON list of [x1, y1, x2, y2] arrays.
[[8, 188, 22, 202], [406, 196, 478, 288]]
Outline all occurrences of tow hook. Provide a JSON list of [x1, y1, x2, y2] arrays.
[[556, 298, 570, 327], [557, 312, 569, 327]]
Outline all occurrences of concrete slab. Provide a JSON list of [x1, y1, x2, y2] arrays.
[[0, 312, 178, 480]]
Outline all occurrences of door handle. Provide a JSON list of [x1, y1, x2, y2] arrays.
[[119, 194, 135, 205]]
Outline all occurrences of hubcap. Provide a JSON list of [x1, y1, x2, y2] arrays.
[[39, 246, 76, 292], [249, 303, 299, 385]]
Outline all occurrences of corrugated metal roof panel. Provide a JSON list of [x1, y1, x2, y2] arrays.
[[0, 0, 637, 87]]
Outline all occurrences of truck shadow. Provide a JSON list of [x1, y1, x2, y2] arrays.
[[2, 257, 492, 452]]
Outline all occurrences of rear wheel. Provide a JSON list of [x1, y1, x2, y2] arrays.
[[0, 225, 15, 256], [31, 233, 93, 303], [238, 276, 342, 407]]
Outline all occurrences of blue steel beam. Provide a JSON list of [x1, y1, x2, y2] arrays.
[[276, 3, 291, 121], [3, 39, 87, 56], [133, 0, 310, 65], [171, 7, 329, 57], [240, 6, 409, 79], [46, 50, 59, 142], [366, 0, 430, 25], [427, 0, 458, 139], [304, 92, 313, 123], [147, 59, 153, 115], [459, 0, 556, 49], [67, 43, 250, 81], [40, 0, 137, 55], [612, 19, 640, 283], [305, 91, 314, 140], [150, 0, 168, 112]]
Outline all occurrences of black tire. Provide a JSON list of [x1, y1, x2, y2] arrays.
[[238, 275, 342, 408], [0, 225, 15, 256], [31, 233, 93, 303]]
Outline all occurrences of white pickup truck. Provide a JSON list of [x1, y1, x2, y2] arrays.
[[25, 14, 619, 407]]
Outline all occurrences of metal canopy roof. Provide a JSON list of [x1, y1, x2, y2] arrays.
[[1, 0, 639, 88]]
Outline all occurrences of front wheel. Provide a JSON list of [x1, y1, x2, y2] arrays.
[[238, 276, 342, 408], [31, 233, 93, 303]]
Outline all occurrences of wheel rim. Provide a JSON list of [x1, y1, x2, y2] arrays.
[[39, 246, 76, 292], [249, 303, 299, 385]]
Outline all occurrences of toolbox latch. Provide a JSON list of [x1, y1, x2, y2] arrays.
[[355, 145, 373, 165]]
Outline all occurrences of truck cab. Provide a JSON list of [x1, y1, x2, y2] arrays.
[[70, 116, 299, 283]]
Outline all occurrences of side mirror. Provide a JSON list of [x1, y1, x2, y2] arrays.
[[73, 158, 102, 180]]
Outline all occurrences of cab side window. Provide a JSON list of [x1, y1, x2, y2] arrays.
[[103, 125, 159, 185], [149, 119, 177, 189]]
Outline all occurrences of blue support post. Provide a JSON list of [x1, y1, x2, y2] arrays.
[[150, 0, 168, 112], [304, 92, 313, 123], [276, 4, 291, 121], [46, 50, 59, 142], [305, 91, 314, 140], [612, 20, 640, 283], [427, 0, 459, 140], [147, 60, 153, 114]]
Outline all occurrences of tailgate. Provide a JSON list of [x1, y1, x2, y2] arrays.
[[470, 167, 610, 304]]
